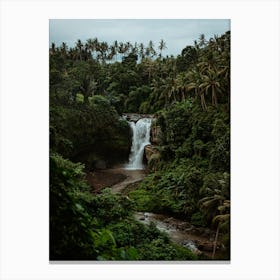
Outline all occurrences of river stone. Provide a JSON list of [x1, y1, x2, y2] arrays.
[[182, 240, 202, 255]]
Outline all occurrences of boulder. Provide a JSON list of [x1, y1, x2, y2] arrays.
[[144, 144, 158, 161]]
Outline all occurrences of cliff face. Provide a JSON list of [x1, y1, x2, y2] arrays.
[[143, 119, 162, 170], [144, 145, 158, 162], [150, 124, 162, 145], [123, 113, 154, 123]]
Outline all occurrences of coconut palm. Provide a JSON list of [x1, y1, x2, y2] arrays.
[[158, 39, 167, 58], [99, 42, 108, 63], [86, 38, 97, 58], [199, 190, 230, 259], [186, 69, 208, 111], [211, 200, 230, 259], [118, 42, 126, 60], [60, 42, 68, 60], [199, 67, 223, 107], [50, 42, 56, 55], [75, 39, 83, 61], [138, 43, 145, 61], [108, 45, 116, 61], [149, 40, 157, 57]]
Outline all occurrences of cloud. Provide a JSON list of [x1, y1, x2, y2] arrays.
[[49, 19, 230, 56]]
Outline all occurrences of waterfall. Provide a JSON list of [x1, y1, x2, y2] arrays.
[[125, 118, 152, 170]]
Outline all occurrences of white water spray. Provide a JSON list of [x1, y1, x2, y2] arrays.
[[125, 118, 152, 170]]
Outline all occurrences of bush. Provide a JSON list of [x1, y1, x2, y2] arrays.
[[50, 154, 98, 260], [191, 211, 207, 227], [89, 188, 134, 225], [108, 219, 197, 260]]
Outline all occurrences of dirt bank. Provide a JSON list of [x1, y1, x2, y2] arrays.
[[86, 166, 146, 193]]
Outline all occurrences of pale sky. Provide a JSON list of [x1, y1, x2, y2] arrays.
[[49, 19, 230, 56]]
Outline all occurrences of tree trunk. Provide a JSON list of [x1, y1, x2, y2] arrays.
[[182, 88, 186, 101], [83, 94, 89, 104], [200, 93, 207, 111], [212, 86, 218, 107]]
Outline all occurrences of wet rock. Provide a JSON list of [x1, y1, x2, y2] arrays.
[[123, 113, 154, 123], [176, 223, 185, 230], [144, 212, 149, 219], [182, 240, 202, 255], [144, 144, 158, 161]]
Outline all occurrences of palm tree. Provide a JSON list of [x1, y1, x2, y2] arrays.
[[186, 69, 208, 111], [124, 41, 132, 56], [118, 42, 126, 60], [175, 73, 191, 101], [199, 67, 223, 107], [142, 57, 155, 82], [148, 40, 157, 58], [199, 176, 230, 260], [198, 33, 207, 47], [132, 42, 138, 55], [86, 38, 97, 58], [108, 45, 116, 61], [50, 42, 56, 55], [199, 194, 224, 221], [145, 45, 151, 58], [139, 43, 145, 61], [99, 41, 108, 63], [156, 76, 178, 105], [75, 39, 83, 61], [211, 200, 230, 259], [158, 39, 167, 58], [61, 42, 67, 56]]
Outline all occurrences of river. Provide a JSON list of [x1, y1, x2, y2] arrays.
[[87, 166, 223, 259]]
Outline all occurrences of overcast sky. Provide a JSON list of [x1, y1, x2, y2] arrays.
[[49, 19, 230, 56]]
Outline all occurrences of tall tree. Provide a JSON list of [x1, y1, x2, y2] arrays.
[[75, 39, 83, 61], [158, 39, 167, 58]]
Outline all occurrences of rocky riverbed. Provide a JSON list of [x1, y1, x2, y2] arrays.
[[87, 166, 225, 260], [134, 211, 223, 258]]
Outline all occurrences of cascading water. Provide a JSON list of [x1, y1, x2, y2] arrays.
[[125, 118, 152, 170]]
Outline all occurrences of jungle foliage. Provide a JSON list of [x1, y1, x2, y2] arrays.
[[50, 31, 230, 260], [50, 154, 197, 260]]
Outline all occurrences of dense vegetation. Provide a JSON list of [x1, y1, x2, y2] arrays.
[[50, 154, 197, 260], [50, 31, 230, 260]]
